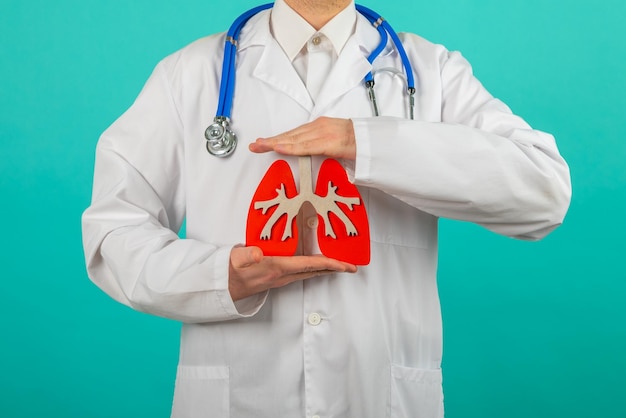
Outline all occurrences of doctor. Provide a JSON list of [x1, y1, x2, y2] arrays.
[[82, 0, 571, 417]]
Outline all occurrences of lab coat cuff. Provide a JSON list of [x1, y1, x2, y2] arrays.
[[214, 245, 268, 319], [233, 291, 269, 316], [351, 118, 373, 183]]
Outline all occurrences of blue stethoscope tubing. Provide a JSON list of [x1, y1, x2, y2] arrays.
[[205, 2, 416, 156]]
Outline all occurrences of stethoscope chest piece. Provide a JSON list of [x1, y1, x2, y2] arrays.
[[205, 116, 237, 157]]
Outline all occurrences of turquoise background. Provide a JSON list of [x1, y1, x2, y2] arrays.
[[1, 0, 624, 416]]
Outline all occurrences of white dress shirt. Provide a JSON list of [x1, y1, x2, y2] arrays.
[[271, 0, 357, 101]]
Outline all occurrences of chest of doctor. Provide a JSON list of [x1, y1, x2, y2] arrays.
[[164, 29, 440, 253]]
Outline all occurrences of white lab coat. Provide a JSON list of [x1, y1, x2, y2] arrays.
[[82, 9, 571, 418]]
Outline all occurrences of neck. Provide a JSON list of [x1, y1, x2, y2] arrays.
[[284, 0, 352, 30]]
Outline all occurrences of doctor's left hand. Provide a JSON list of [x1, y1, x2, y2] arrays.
[[249, 117, 356, 160], [229, 245, 358, 301]]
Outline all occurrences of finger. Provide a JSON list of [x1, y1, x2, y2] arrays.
[[231, 246, 263, 269], [273, 269, 337, 287], [250, 122, 319, 153], [266, 255, 357, 276], [257, 117, 343, 147], [269, 121, 317, 142], [251, 133, 328, 156], [249, 134, 305, 153], [248, 140, 273, 153], [272, 139, 325, 156], [249, 138, 314, 155]]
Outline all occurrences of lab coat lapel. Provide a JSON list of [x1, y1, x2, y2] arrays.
[[313, 15, 379, 114], [313, 36, 371, 113], [239, 10, 380, 115], [238, 11, 314, 112], [250, 39, 314, 112]]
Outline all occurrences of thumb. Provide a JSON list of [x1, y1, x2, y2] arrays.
[[231, 246, 263, 268]]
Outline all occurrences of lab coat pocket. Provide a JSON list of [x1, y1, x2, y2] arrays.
[[171, 365, 230, 418], [390, 365, 443, 418]]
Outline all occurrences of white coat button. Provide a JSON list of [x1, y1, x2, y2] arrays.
[[307, 216, 319, 228], [308, 313, 322, 326], [311, 36, 321, 46]]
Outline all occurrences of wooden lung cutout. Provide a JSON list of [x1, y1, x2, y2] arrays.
[[246, 157, 370, 265]]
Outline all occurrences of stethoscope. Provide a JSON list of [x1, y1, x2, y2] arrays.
[[205, 3, 416, 157]]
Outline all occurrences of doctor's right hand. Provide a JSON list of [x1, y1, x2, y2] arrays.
[[229, 245, 357, 301], [249, 117, 356, 160]]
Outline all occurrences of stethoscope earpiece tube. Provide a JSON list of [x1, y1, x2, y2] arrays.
[[207, 3, 273, 157], [206, 3, 417, 157], [355, 5, 388, 117], [356, 4, 416, 120]]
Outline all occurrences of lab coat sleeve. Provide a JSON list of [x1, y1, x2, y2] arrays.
[[82, 60, 267, 323], [351, 49, 571, 240]]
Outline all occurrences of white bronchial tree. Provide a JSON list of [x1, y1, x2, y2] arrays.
[[253, 156, 362, 241]]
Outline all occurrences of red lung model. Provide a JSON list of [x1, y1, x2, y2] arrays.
[[246, 157, 370, 265]]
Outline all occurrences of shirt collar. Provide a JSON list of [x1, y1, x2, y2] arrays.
[[271, 0, 357, 61]]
